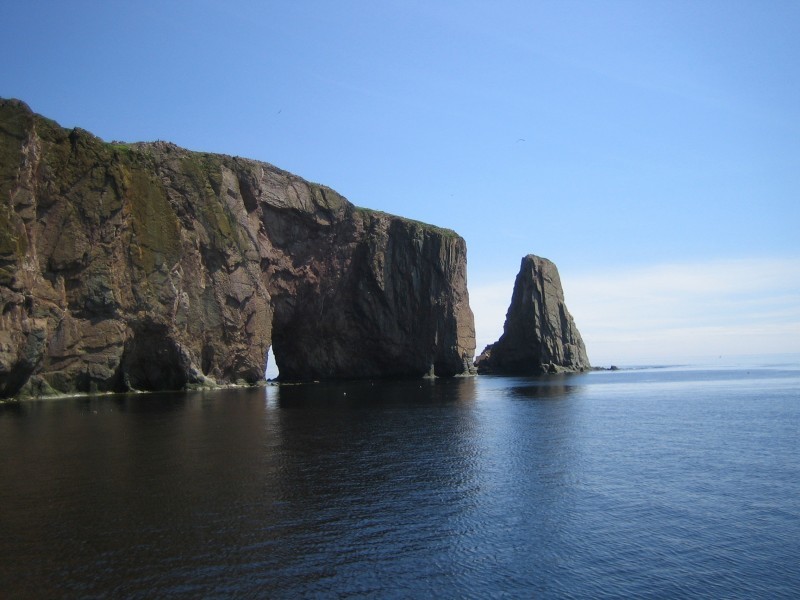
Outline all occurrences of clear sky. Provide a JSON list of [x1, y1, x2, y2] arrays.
[[3, 1, 799, 365]]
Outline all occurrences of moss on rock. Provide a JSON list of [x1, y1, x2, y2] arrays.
[[127, 169, 181, 274]]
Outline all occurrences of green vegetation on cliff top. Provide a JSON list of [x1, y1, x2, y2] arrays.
[[0, 98, 461, 257], [354, 205, 460, 240]]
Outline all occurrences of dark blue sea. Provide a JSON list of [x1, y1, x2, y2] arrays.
[[2, 359, 799, 598]]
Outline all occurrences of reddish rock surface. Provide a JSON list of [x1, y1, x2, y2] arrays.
[[0, 99, 475, 398]]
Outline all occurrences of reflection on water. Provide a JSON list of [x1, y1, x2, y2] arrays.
[[269, 376, 479, 407], [1, 367, 799, 598], [508, 382, 578, 400]]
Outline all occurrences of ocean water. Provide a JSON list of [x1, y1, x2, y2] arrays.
[[1, 360, 799, 598]]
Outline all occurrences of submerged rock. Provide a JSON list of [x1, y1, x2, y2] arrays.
[[475, 255, 589, 375], [0, 99, 475, 398]]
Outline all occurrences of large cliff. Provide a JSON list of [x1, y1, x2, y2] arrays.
[[475, 255, 589, 374], [0, 99, 475, 398]]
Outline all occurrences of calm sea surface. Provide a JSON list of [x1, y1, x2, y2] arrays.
[[2, 360, 799, 598]]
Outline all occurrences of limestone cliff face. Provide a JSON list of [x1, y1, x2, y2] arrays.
[[475, 255, 589, 374], [0, 99, 475, 398]]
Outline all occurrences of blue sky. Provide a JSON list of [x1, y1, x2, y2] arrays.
[[3, 1, 799, 365]]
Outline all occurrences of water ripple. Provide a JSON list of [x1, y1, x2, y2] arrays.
[[1, 370, 799, 597]]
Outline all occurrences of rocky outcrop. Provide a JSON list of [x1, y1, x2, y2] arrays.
[[475, 255, 589, 375], [0, 99, 475, 398]]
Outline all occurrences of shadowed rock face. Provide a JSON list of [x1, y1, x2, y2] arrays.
[[475, 255, 589, 375], [0, 99, 475, 398]]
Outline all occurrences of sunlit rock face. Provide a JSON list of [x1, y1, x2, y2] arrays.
[[0, 98, 475, 398], [475, 255, 589, 375]]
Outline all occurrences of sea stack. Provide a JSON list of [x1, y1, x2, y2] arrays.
[[0, 98, 475, 398], [475, 255, 589, 374]]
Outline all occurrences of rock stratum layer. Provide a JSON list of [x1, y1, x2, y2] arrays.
[[475, 255, 589, 374], [0, 99, 475, 398]]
